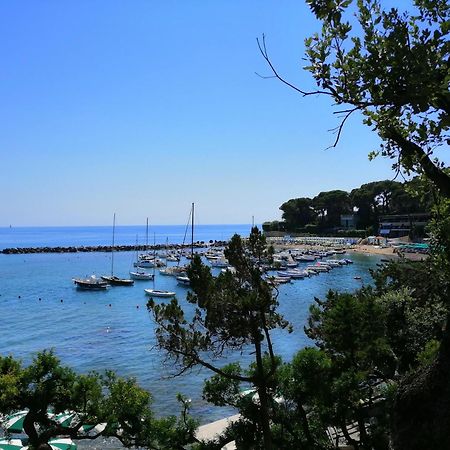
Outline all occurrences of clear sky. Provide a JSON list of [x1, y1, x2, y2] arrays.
[[1, 1, 405, 226]]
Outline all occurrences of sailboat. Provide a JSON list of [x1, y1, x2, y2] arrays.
[[101, 213, 134, 286], [144, 232, 176, 298], [130, 235, 154, 280], [176, 203, 194, 287], [144, 206, 199, 298]]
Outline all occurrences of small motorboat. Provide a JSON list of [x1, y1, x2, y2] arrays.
[[130, 270, 154, 281], [144, 289, 176, 298], [73, 275, 108, 290], [176, 276, 191, 286]]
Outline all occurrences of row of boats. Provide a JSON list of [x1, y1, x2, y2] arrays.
[[72, 246, 354, 294]]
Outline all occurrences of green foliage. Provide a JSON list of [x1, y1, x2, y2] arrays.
[[303, 0, 450, 195], [312, 190, 351, 228], [417, 339, 440, 367], [377, 288, 446, 372], [148, 229, 291, 449], [0, 351, 196, 449], [273, 178, 429, 233], [280, 198, 317, 230]]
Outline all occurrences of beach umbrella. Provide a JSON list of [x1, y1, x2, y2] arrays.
[[53, 412, 77, 428], [48, 438, 77, 450], [79, 422, 107, 435], [0, 438, 27, 450], [1, 411, 28, 433]]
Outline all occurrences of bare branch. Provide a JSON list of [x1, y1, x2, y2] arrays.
[[256, 34, 334, 98], [326, 107, 360, 149]]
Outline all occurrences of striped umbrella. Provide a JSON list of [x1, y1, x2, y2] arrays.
[[0, 438, 27, 450], [53, 412, 106, 436], [48, 438, 77, 450], [1, 411, 28, 433], [79, 422, 107, 435], [53, 412, 77, 428]]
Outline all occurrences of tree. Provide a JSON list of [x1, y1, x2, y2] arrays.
[[312, 190, 351, 228], [148, 228, 291, 449], [279, 197, 317, 230], [0, 350, 197, 450], [350, 180, 421, 229], [257, 3, 450, 445], [259, 0, 450, 196]]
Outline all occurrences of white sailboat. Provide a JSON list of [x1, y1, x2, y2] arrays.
[[130, 235, 154, 280], [144, 230, 176, 298], [101, 213, 134, 286], [145, 204, 195, 297]]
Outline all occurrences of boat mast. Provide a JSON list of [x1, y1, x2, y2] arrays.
[[191, 202, 194, 259], [111, 213, 116, 276], [153, 231, 156, 285], [146, 217, 149, 254]]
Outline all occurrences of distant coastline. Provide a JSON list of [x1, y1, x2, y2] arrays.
[[0, 224, 255, 251], [1, 241, 225, 255]]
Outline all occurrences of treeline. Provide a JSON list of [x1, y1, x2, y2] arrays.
[[263, 179, 433, 235]]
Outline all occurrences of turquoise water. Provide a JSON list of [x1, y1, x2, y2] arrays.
[[0, 226, 381, 446]]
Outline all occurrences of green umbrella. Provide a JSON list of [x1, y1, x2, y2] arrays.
[[79, 422, 107, 435], [53, 412, 77, 428], [0, 438, 27, 450], [1, 411, 28, 433], [48, 438, 77, 450]]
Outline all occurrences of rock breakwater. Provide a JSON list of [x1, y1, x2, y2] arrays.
[[1, 241, 228, 254]]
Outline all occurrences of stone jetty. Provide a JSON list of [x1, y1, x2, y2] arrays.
[[1, 241, 228, 255]]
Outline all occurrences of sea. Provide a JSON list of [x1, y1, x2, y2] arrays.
[[0, 225, 382, 449]]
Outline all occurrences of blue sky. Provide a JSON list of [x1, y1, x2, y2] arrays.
[[1, 1, 403, 226]]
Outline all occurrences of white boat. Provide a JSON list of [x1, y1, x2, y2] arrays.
[[307, 264, 329, 272], [325, 260, 342, 267], [130, 270, 154, 280], [210, 259, 229, 268], [101, 214, 134, 286], [176, 276, 190, 286], [277, 271, 292, 277], [285, 270, 308, 279], [73, 275, 108, 290], [144, 289, 176, 298], [295, 255, 317, 262], [272, 276, 291, 283], [130, 236, 154, 280]]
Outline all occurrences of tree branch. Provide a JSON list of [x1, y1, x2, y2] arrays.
[[386, 128, 450, 198]]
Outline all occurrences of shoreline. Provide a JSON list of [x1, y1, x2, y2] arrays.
[[272, 242, 427, 261]]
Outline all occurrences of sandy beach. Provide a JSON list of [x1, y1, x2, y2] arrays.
[[270, 241, 427, 261]]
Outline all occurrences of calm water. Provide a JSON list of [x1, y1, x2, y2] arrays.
[[0, 224, 256, 249], [0, 226, 381, 448]]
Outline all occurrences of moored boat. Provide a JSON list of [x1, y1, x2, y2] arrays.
[[176, 276, 190, 286], [144, 289, 176, 298], [73, 275, 108, 290], [101, 275, 134, 286], [129, 270, 154, 280], [102, 213, 134, 286]]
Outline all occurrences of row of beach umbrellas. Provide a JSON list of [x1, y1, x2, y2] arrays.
[[0, 437, 75, 450], [0, 410, 107, 450]]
